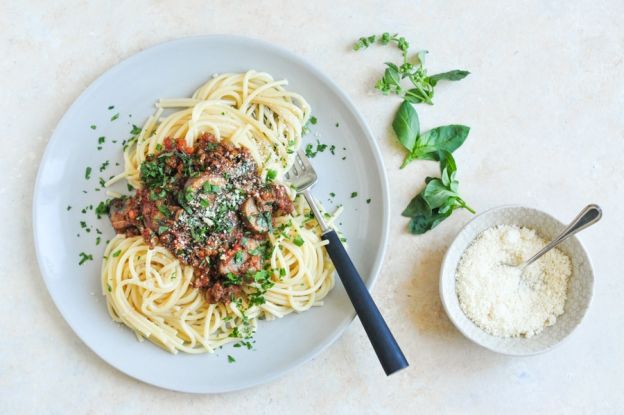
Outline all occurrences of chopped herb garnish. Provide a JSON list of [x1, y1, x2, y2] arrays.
[[329, 192, 336, 197], [227, 355, 236, 363], [351, 192, 358, 198], [98, 136, 105, 145], [90, 125, 96, 130], [157, 204, 171, 217], [293, 235, 304, 246], [108, 105, 115, 110], [366, 198, 371, 204], [266, 169, 277, 182], [96, 236, 101, 245], [85, 166, 92, 180], [99, 160, 109, 172], [310, 116, 318, 125], [78, 252, 93, 265], [335, 122, 340, 127], [158, 225, 169, 234], [111, 113, 119, 121], [112, 250, 121, 257], [95, 200, 110, 219], [130, 124, 142, 135], [66, 205, 72, 211]]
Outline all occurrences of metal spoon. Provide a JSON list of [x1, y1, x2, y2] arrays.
[[506, 204, 602, 275]]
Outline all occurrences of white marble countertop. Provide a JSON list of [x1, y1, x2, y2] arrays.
[[2, 1, 623, 413]]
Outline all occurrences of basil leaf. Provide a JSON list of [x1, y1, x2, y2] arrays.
[[439, 153, 456, 186], [428, 70, 470, 86], [403, 88, 427, 104], [401, 194, 431, 218], [408, 214, 435, 234], [392, 101, 419, 152], [411, 125, 469, 161], [422, 179, 459, 209], [380, 63, 401, 94], [407, 209, 452, 234]]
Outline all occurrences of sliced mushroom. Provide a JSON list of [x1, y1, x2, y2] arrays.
[[241, 197, 271, 234]]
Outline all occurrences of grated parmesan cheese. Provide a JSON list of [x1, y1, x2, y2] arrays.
[[455, 225, 572, 338]]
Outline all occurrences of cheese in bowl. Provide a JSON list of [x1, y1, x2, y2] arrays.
[[455, 225, 572, 338]]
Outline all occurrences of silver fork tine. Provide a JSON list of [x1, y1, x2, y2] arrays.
[[296, 150, 314, 173]]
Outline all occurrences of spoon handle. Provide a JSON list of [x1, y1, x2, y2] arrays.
[[524, 204, 602, 268]]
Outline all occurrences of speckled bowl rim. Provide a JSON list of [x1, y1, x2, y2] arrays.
[[439, 204, 595, 356]]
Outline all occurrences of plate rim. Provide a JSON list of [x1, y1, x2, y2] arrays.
[[32, 34, 390, 393]]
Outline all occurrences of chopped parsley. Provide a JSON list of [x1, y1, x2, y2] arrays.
[[335, 122, 340, 127], [158, 225, 169, 234], [266, 169, 277, 182], [130, 124, 142, 135], [329, 192, 336, 197], [99, 160, 110, 172], [66, 205, 72, 211], [95, 200, 110, 219], [366, 198, 371, 204], [351, 192, 358, 198], [98, 136, 105, 145], [90, 125, 96, 130], [110, 113, 119, 121], [108, 105, 115, 110], [78, 252, 93, 265], [112, 250, 121, 257], [304, 140, 330, 158], [293, 235, 304, 246], [310, 116, 318, 125], [227, 355, 236, 363], [85, 167, 92, 180]]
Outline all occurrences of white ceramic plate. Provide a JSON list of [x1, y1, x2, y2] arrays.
[[33, 35, 389, 393]]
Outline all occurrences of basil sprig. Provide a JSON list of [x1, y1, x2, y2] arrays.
[[354, 32, 474, 234], [354, 33, 469, 105], [392, 101, 470, 168], [402, 152, 474, 234]]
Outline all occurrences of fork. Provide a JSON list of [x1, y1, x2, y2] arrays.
[[284, 150, 409, 376]]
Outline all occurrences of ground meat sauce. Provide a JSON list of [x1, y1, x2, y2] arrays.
[[108, 134, 294, 303]]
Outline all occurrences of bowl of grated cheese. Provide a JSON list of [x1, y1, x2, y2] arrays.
[[439, 205, 594, 355]]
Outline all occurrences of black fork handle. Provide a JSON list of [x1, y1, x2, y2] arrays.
[[322, 229, 409, 376]]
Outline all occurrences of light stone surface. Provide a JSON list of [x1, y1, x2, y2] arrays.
[[1, 0, 623, 413]]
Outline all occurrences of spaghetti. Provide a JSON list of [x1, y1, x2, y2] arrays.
[[101, 71, 338, 353]]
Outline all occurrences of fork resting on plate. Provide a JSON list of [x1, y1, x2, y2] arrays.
[[285, 150, 409, 376]]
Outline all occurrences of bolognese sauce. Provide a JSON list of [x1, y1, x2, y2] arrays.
[[108, 134, 293, 303]]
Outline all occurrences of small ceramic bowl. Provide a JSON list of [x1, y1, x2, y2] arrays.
[[439, 205, 594, 355]]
